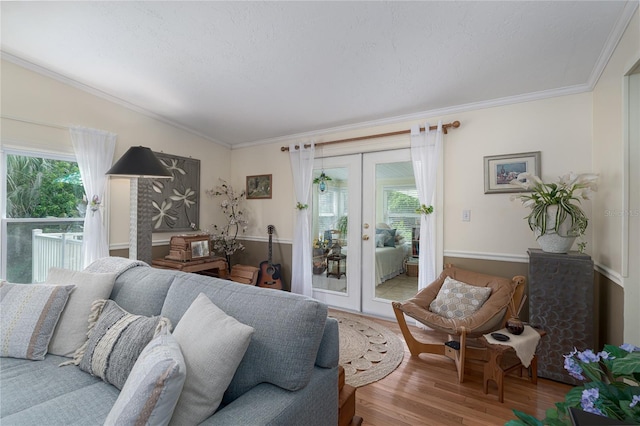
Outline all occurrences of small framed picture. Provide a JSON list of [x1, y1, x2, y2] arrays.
[[484, 151, 541, 194], [246, 174, 273, 199], [190, 239, 210, 259]]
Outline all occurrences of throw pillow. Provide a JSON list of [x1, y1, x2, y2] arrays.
[[170, 293, 254, 426], [45, 268, 117, 357], [429, 276, 492, 319], [376, 228, 397, 247], [0, 281, 75, 360], [65, 299, 171, 390], [375, 234, 386, 248], [105, 331, 186, 426]]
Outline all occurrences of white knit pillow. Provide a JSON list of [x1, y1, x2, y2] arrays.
[[429, 277, 492, 319], [169, 293, 254, 425]]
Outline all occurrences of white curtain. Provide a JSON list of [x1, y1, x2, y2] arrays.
[[289, 142, 315, 296], [411, 121, 443, 291], [70, 126, 117, 268]]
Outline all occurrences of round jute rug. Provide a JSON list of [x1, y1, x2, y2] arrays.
[[330, 311, 404, 388]]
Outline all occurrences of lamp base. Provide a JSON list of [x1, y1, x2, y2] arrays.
[[129, 178, 153, 264]]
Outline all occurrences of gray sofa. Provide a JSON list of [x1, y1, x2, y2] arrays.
[[1, 264, 339, 425]]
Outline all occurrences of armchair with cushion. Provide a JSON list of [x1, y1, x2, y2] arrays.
[[392, 265, 525, 382]]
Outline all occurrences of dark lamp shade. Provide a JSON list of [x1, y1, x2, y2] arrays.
[[106, 146, 172, 178]]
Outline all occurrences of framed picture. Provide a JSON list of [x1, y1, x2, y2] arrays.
[[142, 152, 200, 231], [484, 151, 541, 194], [190, 239, 210, 259], [246, 174, 272, 199]]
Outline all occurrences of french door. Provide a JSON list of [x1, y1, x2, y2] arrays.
[[311, 149, 423, 318]]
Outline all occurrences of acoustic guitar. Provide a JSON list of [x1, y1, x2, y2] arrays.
[[257, 225, 283, 290]]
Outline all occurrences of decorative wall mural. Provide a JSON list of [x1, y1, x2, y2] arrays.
[[140, 152, 200, 231]]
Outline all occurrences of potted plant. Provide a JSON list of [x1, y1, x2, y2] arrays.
[[206, 179, 248, 271], [510, 172, 598, 253], [508, 343, 640, 425]]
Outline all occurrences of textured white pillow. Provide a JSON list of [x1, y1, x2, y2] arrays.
[[169, 293, 254, 425], [429, 276, 492, 319], [46, 268, 116, 357], [105, 331, 186, 426]]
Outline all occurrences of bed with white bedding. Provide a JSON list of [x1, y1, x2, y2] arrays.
[[375, 243, 411, 285]]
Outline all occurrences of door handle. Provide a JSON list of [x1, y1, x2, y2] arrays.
[[362, 235, 370, 241]]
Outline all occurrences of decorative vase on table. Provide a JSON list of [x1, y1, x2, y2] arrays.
[[510, 172, 598, 254]]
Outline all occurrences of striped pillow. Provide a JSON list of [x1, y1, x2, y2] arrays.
[[65, 299, 171, 390], [105, 331, 186, 426], [0, 281, 75, 360]]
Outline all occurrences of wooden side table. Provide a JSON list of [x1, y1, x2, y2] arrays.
[[152, 256, 228, 278], [479, 328, 545, 402]]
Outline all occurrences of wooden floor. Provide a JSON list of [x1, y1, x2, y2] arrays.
[[340, 311, 571, 426]]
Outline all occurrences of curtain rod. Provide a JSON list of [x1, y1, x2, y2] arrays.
[[281, 120, 460, 152]]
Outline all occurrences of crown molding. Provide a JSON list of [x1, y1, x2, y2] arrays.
[[1, 51, 231, 149], [587, 1, 639, 90]]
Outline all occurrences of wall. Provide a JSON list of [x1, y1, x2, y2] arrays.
[[592, 8, 640, 345], [1, 59, 231, 251], [231, 93, 594, 260]]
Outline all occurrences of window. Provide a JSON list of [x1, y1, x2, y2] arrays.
[[1, 150, 86, 283], [383, 186, 420, 240]]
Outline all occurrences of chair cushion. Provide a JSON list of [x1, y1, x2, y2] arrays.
[[397, 266, 517, 337], [0, 281, 75, 360], [106, 331, 186, 426], [429, 276, 492, 319], [45, 268, 117, 357]]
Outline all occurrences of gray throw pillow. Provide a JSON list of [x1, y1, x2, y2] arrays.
[[169, 293, 254, 426], [105, 331, 186, 426], [0, 281, 75, 360], [65, 299, 171, 390], [46, 268, 117, 357], [429, 276, 492, 319]]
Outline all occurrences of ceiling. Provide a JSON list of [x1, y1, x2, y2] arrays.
[[1, 1, 636, 148]]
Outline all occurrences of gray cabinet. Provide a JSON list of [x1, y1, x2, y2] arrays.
[[527, 248, 595, 385]]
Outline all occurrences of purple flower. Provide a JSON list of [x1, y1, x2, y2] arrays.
[[564, 354, 585, 380], [597, 351, 614, 361], [581, 388, 603, 416], [577, 349, 600, 363], [620, 343, 639, 353], [630, 395, 640, 409]]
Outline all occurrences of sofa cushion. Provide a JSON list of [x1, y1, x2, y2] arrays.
[[45, 268, 117, 357], [170, 293, 254, 425], [429, 276, 492, 319], [1, 355, 118, 424], [106, 331, 186, 426], [0, 281, 75, 360], [68, 299, 171, 390], [110, 267, 176, 316], [160, 273, 328, 403]]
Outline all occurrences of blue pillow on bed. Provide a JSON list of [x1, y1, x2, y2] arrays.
[[375, 234, 386, 247], [376, 228, 396, 247]]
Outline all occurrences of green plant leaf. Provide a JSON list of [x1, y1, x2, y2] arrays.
[[510, 410, 543, 426], [612, 352, 640, 377]]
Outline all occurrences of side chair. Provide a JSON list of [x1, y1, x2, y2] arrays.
[[392, 265, 526, 383]]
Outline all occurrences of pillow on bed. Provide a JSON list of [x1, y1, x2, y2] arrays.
[[376, 223, 391, 229], [375, 234, 386, 248], [376, 228, 396, 247]]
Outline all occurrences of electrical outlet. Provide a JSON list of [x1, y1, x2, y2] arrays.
[[462, 209, 471, 222]]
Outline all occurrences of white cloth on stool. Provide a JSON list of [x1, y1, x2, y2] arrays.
[[483, 325, 541, 368]]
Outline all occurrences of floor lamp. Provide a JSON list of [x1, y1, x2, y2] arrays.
[[106, 146, 171, 264]]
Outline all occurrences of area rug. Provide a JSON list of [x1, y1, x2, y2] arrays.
[[330, 311, 404, 387]]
